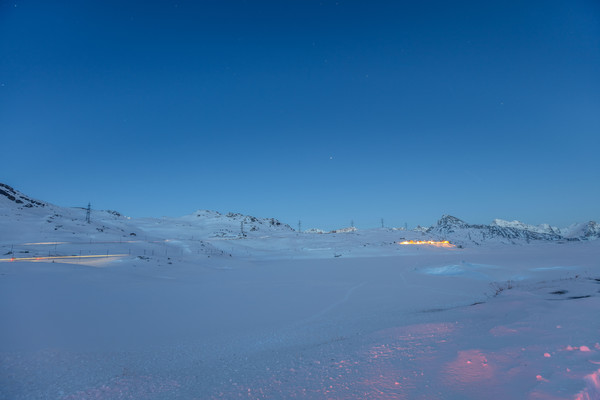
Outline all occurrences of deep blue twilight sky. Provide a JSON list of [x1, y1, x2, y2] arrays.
[[1, 1, 599, 230]]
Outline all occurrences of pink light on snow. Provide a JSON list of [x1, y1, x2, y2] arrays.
[[443, 349, 496, 388], [565, 345, 594, 352], [536, 374, 549, 382], [574, 369, 600, 400]]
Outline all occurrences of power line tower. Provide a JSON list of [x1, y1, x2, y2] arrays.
[[381, 218, 384, 228], [86, 202, 91, 224], [240, 220, 245, 237], [298, 220, 302, 233]]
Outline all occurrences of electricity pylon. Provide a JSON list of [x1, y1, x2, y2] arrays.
[[86, 202, 91, 224]]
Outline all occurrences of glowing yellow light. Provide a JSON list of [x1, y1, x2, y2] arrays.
[[398, 240, 455, 248], [0, 254, 128, 262]]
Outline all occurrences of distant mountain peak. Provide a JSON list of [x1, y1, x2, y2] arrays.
[[562, 221, 600, 239], [181, 208, 293, 232], [583, 221, 600, 238], [490, 218, 561, 235], [491, 218, 522, 226], [436, 215, 468, 228]]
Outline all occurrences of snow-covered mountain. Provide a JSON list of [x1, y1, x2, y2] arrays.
[[1, 183, 598, 248], [173, 209, 294, 238], [560, 221, 600, 240], [490, 219, 562, 235], [427, 215, 599, 245]]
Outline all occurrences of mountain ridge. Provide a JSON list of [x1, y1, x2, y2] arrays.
[[427, 214, 599, 245], [1, 183, 598, 244]]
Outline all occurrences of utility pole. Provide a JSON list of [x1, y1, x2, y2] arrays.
[[86, 202, 91, 224]]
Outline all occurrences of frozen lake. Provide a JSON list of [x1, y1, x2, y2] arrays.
[[1, 241, 599, 399]]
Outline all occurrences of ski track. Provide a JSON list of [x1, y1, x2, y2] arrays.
[[304, 281, 368, 323]]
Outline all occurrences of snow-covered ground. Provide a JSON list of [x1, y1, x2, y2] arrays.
[[1, 185, 599, 399]]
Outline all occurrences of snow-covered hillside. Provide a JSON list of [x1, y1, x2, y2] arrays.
[[1, 184, 598, 254], [1, 184, 600, 400], [0, 183, 46, 209]]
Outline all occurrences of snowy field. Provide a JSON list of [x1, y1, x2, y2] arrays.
[[1, 189, 600, 399]]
